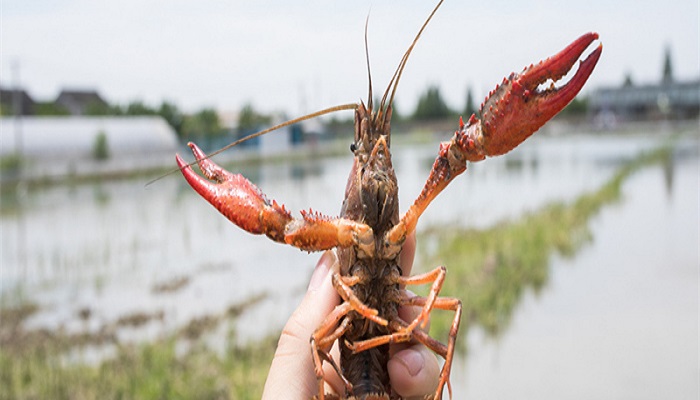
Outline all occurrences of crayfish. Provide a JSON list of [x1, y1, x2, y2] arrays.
[[175, 1, 602, 398]]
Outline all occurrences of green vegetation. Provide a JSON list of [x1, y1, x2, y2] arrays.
[[0, 294, 273, 400], [413, 85, 454, 120], [83, 101, 122, 116], [420, 143, 674, 343], [237, 103, 272, 134], [92, 131, 110, 161], [0, 335, 275, 400], [34, 102, 71, 116], [558, 96, 589, 117], [662, 44, 674, 83], [181, 108, 224, 139], [0, 153, 23, 172], [463, 86, 477, 119], [157, 101, 185, 136]]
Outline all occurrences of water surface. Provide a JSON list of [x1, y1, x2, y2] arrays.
[[1, 128, 697, 398]]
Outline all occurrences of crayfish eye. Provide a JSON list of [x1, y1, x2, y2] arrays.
[[350, 142, 357, 153]]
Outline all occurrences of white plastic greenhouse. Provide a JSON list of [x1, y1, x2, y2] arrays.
[[0, 116, 180, 181], [1, 116, 178, 158]]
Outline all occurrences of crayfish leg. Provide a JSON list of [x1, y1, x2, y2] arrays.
[[382, 131, 473, 257], [398, 266, 447, 331]]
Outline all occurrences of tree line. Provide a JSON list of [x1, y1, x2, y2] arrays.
[[32, 85, 588, 139]]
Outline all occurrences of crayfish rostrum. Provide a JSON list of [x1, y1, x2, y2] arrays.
[[175, 1, 602, 398]]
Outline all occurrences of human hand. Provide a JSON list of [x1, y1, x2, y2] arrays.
[[262, 233, 440, 399]]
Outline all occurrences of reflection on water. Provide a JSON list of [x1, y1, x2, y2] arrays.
[[1, 128, 698, 398]]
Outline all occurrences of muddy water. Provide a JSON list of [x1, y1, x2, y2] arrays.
[[1, 127, 698, 397]]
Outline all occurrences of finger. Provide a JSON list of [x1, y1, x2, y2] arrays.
[[399, 232, 417, 278], [387, 344, 440, 399], [388, 290, 440, 398], [262, 251, 340, 400]]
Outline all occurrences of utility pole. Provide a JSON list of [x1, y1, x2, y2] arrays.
[[12, 59, 24, 162]]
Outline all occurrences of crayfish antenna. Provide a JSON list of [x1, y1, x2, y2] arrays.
[[364, 13, 374, 112], [378, 0, 445, 119]]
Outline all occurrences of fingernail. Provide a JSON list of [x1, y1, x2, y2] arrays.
[[308, 251, 333, 291], [395, 348, 425, 377]]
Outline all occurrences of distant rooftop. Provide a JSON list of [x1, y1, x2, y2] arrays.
[[0, 87, 35, 116], [55, 89, 109, 116], [0, 87, 110, 117]]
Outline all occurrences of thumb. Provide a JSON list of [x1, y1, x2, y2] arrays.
[[292, 250, 340, 335], [263, 251, 339, 399]]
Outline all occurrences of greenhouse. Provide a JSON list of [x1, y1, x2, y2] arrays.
[[1, 116, 179, 181]]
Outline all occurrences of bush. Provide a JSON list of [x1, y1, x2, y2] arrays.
[[93, 131, 110, 161], [0, 153, 23, 171], [413, 85, 453, 120]]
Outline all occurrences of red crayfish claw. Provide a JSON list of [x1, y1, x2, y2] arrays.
[[176, 142, 377, 253], [478, 32, 603, 156], [175, 142, 294, 241]]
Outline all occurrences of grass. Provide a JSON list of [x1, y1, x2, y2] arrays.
[[0, 335, 277, 400], [0, 294, 274, 400], [0, 153, 23, 172]]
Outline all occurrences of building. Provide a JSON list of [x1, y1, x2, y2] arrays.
[[1, 87, 111, 116], [0, 87, 35, 116], [55, 89, 109, 116], [589, 79, 700, 121]]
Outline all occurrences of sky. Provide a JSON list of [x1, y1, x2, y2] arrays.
[[2, 0, 698, 117]]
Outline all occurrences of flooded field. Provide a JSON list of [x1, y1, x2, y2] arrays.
[[1, 124, 698, 399]]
